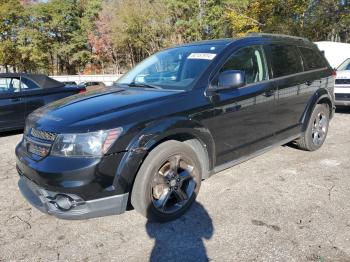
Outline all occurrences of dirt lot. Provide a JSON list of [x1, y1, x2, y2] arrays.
[[1, 108, 350, 262]]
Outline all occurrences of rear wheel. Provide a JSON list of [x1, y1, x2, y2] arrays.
[[131, 140, 202, 222], [296, 104, 330, 151]]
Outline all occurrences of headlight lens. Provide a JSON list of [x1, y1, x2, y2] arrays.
[[51, 128, 123, 157]]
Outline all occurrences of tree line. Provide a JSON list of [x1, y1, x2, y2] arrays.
[[0, 0, 349, 75]]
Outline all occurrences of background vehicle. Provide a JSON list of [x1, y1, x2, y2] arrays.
[[80, 81, 106, 90], [315, 42, 350, 106], [61, 81, 78, 86], [334, 58, 350, 106], [315, 41, 350, 68], [16, 34, 334, 222], [0, 73, 86, 132]]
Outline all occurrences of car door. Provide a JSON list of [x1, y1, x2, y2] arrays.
[[0, 77, 25, 131], [208, 45, 279, 167], [20, 77, 47, 119], [264, 44, 311, 140], [21, 77, 66, 119]]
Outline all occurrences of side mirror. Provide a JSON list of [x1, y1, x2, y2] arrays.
[[217, 70, 245, 90]]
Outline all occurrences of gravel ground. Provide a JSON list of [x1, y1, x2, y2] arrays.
[[0, 108, 350, 262]]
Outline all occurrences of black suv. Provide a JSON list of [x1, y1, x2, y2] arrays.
[[16, 34, 335, 222]]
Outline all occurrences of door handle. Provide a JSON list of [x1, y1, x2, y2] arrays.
[[11, 97, 21, 102]]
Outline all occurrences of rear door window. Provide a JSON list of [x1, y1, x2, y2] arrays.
[[299, 47, 326, 70], [266, 44, 303, 78]]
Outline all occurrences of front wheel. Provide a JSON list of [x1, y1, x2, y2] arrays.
[[296, 103, 330, 151], [131, 140, 202, 222]]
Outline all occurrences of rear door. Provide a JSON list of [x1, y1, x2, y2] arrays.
[[298, 46, 333, 101], [264, 43, 309, 139], [0, 77, 25, 131]]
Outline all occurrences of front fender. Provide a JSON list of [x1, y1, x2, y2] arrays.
[[112, 117, 215, 194]]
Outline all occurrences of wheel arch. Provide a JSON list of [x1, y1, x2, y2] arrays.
[[300, 89, 334, 132], [112, 117, 215, 196], [147, 134, 211, 180]]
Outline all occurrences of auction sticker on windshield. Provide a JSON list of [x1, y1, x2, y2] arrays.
[[187, 53, 217, 60]]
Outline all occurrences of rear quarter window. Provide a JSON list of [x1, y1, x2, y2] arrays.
[[299, 47, 326, 71], [21, 78, 41, 90], [266, 44, 303, 78]]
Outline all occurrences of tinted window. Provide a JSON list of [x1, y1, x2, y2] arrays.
[[267, 45, 303, 78], [220, 46, 268, 84], [299, 47, 326, 70], [21, 78, 40, 90]]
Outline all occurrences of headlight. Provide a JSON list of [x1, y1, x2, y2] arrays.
[[51, 127, 123, 157]]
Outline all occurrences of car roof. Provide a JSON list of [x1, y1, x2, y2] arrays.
[[0, 73, 65, 89], [180, 38, 234, 47], [178, 33, 313, 48]]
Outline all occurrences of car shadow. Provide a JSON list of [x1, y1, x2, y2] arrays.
[[145, 202, 214, 262], [0, 129, 23, 138]]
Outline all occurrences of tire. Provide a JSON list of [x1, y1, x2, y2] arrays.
[[131, 140, 202, 222], [296, 103, 330, 151]]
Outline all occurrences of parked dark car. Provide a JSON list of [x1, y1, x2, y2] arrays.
[[62, 81, 78, 86], [16, 34, 335, 222], [80, 81, 106, 90], [0, 74, 86, 132]]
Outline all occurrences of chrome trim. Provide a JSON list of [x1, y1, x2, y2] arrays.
[[30, 128, 57, 142], [24, 136, 52, 147]]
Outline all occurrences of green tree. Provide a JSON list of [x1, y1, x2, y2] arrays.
[[0, 0, 25, 72], [18, 0, 95, 74], [93, 0, 172, 68]]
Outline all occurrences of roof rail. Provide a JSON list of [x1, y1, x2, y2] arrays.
[[247, 33, 309, 42]]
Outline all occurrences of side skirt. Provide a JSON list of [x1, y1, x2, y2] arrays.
[[210, 134, 300, 176]]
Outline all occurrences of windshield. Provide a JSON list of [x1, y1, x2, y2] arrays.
[[337, 58, 350, 71], [117, 44, 225, 91]]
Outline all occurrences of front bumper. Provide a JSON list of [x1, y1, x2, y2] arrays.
[[15, 141, 126, 200], [335, 86, 350, 106], [335, 93, 350, 106], [18, 175, 128, 220], [15, 139, 131, 219]]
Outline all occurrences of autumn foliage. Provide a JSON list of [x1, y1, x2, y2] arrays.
[[0, 0, 349, 75]]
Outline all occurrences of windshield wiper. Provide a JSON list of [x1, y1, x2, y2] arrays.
[[127, 82, 162, 90]]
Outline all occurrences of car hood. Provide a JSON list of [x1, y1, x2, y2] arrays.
[[27, 87, 179, 132]]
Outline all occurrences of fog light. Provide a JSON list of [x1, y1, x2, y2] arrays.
[[52, 194, 75, 211]]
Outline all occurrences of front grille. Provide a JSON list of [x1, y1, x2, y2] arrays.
[[24, 128, 57, 159], [30, 128, 57, 142], [335, 79, 350, 85], [335, 93, 350, 101]]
